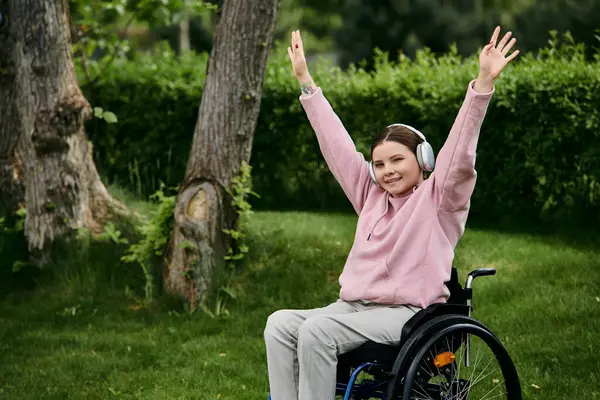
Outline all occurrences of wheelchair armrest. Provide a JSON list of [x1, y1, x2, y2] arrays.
[[465, 268, 496, 289]]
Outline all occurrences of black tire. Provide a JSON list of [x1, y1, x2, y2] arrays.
[[402, 321, 522, 399]]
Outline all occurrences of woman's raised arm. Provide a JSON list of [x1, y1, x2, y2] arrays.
[[288, 30, 373, 214]]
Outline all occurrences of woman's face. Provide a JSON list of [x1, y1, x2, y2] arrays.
[[372, 140, 423, 197]]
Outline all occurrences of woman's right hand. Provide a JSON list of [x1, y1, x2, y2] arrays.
[[287, 30, 312, 84]]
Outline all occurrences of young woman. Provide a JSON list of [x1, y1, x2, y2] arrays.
[[264, 26, 519, 400]]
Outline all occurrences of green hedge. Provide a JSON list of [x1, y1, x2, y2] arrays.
[[81, 42, 600, 223]]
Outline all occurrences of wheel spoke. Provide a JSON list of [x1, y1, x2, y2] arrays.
[[459, 337, 505, 399], [412, 380, 435, 400], [478, 379, 508, 400]]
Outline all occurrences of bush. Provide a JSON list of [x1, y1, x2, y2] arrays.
[[82, 36, 600, 224], [81, 46, 207, 197]]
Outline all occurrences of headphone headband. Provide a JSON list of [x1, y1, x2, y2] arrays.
[[387, 123, 427, 143]]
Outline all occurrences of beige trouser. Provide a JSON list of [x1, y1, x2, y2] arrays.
[[263, 300, 420, 400]]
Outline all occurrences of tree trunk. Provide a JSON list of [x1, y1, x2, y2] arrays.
[[179, 17, 191, 53], [0, 1, 25, 216], [167, 0, 280, 302], [0, 0, 128, 253]]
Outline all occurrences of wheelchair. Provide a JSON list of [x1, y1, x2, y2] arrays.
[[268, 267, 522, 399]]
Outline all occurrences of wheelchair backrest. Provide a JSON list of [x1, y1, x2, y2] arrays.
[[446, 267, 468, 305]]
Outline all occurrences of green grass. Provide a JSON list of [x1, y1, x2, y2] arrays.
[[1, 208, 599, 399]]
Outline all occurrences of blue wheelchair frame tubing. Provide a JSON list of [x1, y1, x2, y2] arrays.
[[267, 361, 390, 400], [339, 362, 389, 400]]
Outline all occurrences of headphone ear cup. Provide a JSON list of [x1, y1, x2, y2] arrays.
[[416, 145, 424, 171], [369, 161, 382, 187], [416, 143, 436, 172]]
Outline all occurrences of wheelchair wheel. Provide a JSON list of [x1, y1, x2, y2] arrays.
[[402, 319, 521, 399], [387, 314, 476, 399]]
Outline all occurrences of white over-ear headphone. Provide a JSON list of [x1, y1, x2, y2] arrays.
[[369, 123, 436, 188]]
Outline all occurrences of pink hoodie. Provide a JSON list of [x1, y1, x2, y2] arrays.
[[299, 80, 494, 309]]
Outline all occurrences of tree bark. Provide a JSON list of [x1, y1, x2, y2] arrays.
[[167, 0, 280, 302], [0, 0, 25, 216], [0, 0, 128, 253]]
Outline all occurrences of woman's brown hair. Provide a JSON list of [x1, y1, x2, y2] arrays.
[[370, 125, 423, 158]]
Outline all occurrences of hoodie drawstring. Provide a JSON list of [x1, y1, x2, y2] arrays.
[[367, 192, 390, 241]]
